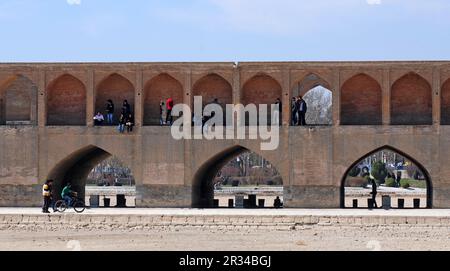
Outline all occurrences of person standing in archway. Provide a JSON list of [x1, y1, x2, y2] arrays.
[[123, 100, 131, 115], [166, 97, 174, 125], [291, 97, 298, 125], [106, 100, 114, 125], [298, 96, 308, 126], [159, 100, 167, 125]]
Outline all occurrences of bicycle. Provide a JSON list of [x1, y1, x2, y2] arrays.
[[54, 193, 86, 213]]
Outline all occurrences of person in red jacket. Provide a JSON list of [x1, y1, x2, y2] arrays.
[[166, 97, 174, 125]]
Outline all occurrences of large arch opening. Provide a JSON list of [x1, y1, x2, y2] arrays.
[[292, 74, 332, 126], [242, 74, 282, 126], [391, 73, 432, 125], [341, 74, 382, 125], [341, 146, 432, 209], [192, 146, 283, 209], [96, 73, 135, 125], [441, 78, 450, 125], [47, 145, 135, 207], [0, 75, 37, 125], [47, 74, 86, 126], [193, 73, 233, 125], [143, 73, 183, 126]]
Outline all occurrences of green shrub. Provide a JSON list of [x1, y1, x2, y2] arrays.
[[371, 161, 388, 184], [348, 166, 361, 177], [400, 180, 410, 189], [385, 178, 396, 187]]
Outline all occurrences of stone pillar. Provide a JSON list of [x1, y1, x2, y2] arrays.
[[184, 69, 192, 187], [432, 67, 441, 126], [332, 69, 340, 126], [86, 69, 94, 127], [382, 69, 391, 125], [30, 72, 39, 126], [281, 69, 291, 126], [135, 68, 143, 127], [232, 64, 241, 126], [37, 70, 46, 127]]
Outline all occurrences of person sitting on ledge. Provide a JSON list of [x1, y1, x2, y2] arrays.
[[274, 196, 283, 209], [93, 112, 105, 126]]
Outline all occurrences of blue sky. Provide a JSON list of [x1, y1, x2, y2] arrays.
[[0, 0, 449, 62]]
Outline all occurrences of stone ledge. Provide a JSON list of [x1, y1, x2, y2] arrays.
[[1, 214, 450, 231]]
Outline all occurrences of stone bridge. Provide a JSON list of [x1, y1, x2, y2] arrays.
[[1, 61, 450, 208]]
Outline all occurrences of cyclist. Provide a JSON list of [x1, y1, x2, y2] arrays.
[[61, 183, 74, 207]]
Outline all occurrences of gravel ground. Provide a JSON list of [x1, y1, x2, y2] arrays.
[[1, 225, 449, 251]]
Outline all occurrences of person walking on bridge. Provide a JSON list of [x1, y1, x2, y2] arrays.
[[370, 178, 378, 209]]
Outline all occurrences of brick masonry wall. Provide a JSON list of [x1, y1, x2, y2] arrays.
[[47, 74, 86, 125], [143, 73, 184, 125], [95, 73, 135, 123], [341, 74, 382, 125], [391, 73, 432, 125]]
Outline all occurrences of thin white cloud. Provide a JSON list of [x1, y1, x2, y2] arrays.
[[67, 0, 81, 5], [367, 0, 382, 5]]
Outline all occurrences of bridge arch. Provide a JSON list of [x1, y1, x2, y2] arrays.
[[96, 73, 135, 124], [340, 145, 432, 208], [143, 73, 184, 125], [47, 74, 86, 126], [192, 145, 283, 208], [391, 72, 432, 125], [292, 73, 333, 126], [242, 74, 282, 125], [47, 145, 134, 201], [441, 78, 450, 125], [341, 73, 382, 125], [0, 74, 37, 125], [193, 73, 233, 107]]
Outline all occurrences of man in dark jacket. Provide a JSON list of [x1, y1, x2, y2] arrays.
[[298, 96, 308, 126], [106, 100, 114, 125], [370, 179, 378, 209]]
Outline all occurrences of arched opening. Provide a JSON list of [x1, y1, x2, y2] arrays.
[[341, 146, 432, 209], [193, 73, 233, 125], [391, 73, 432, 125], [292, 74, 332, 126], [96, 73, 135, 125], [47, 74, 86, 126], [47, 145, 136, 207], [0, 75, 37, 125], [341, 74, 382, 125], [192, 146, 283, 209], [143, 73, 183, 126], [242, 74, 282, 126], [441, 78, 450, 125]]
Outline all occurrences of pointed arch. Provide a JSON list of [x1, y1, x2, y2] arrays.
[[192, 145, 283, 208], [0, 74, 37, 125], [441, 78, 450, 125], [242, 74, 282, 125], [96, 73, 135, 124], [341, 73, 382, 125], [391, 72, 432, 125], [193, 73, 233, 107], [340, 145, 432, 208], [47, 74, 86, 126], [47, 144, 134, 201], [292, 73, 332, 97], [292, 73, 333, 126], [143, 73, 183, 125]]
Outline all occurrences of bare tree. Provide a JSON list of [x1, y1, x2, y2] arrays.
[[303, 86, 332, 125]]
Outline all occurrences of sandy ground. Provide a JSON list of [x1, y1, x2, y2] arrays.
[[1, 226, 449, 251]]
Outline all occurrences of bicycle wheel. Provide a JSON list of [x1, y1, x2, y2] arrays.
[[54, 200, 67, 213], [73, 200, 86, 213]]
